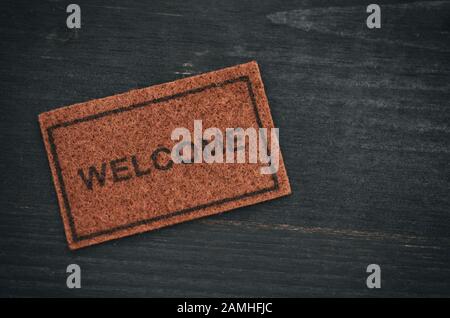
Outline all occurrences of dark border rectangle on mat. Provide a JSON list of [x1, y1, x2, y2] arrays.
[[47, 76, 279, 243]]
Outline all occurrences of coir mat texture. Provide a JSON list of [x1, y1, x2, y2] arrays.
[[39, 61, 291, 250]]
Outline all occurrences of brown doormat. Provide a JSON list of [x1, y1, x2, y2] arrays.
[[39, 61, 291, 250]]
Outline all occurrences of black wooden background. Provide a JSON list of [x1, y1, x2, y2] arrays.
[[1, 0, 449, 297]]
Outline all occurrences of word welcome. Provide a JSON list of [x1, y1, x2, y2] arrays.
[[76, 121, 280, 191], [77, 147, 172, 190]]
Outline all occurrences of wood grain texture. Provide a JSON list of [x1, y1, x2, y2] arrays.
[[0, 0, 449, 297]]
